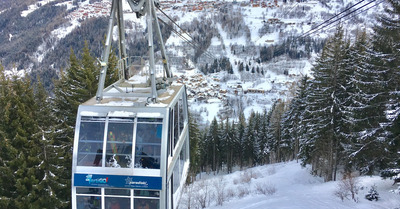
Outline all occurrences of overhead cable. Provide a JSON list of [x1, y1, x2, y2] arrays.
[[308, 0, 384, 36], [301, 0, 377, 38], [157, 7, 216, 60]]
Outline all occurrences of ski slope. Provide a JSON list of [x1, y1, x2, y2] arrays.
[[179, 161, 400, 209]]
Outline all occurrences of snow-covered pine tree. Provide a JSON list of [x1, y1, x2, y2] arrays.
[[265, 102, 276, 164], [216, 118, 226, 172], [341, 29, 389, 174], [222, 118, 235, 173], [205, 117, 220, 172], [31, 78, 66, 208], [0, 64, 18, 208], [188, 113, 201, 182], [371, 0, 400, 171], [198, 129, 210, 173], [268, 101, 286, 163], [243, 112, 258, 167], [281, 76, 309, 162], [236, 112, 246, 169], [229, 119, 241, 169], [252, 112, 262, 165], [302, 25, 349, 181], [0, 70, 45, 208], [258, 110, 269, 164]]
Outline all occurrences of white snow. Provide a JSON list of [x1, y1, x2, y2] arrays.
[[4, 67, 26, 78], [21, 0, 58, 17], [80, 111, 107, 117], [34, 19, 81, 63], [137, 112, 162, 118], [51, 19, 81, 40], [55, 1, 76, 10], [179, 161, 400, 209], [108, 111, 136, 117], [190, 102, 222, 123]]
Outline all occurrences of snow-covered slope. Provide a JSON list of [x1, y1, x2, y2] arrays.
[[179, 161, 400, 209]]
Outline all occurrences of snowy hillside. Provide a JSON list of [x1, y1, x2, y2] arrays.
[[179, 161, 400, 209], [1, 0, 386, 122], [158, 0, 385, 123]]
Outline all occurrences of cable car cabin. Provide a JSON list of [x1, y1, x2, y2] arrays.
[[71, 81, 190, 209]]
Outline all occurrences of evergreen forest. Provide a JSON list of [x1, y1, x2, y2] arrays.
[[0, 0, 399, 208]]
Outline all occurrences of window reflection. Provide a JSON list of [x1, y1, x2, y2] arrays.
[[134, 198, 159, 209], [76, 196, 101, 209], [76, 187, 101, 195], [105, 197, 130, 209], [134, 190, 160, 197], [77, 117, 105, 167], [106, 118, 134, 168], [135, 123, 162, 169]]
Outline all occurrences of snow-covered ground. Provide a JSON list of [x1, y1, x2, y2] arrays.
[[21, 0, 59, 17], [179, 161, 400, 209]]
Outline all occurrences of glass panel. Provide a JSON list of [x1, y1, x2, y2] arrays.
[[134, 198, 160, 209], [135, 123, 162, 169], [76, 187, 101, 195], [105, 197, 130, 209], [173, 103, 179, 148], [76, 195, 101, 209], [172, 162, 180, 194], [168, 110, 173, 156], [179, 145, 185, 179], [179, 98, 184, 135], [106, 118, 134, 168], [105, 188, 131, 196], [77, 117, 105, 167], [134, 190, 160, 197], [138, 118, 163, 123]]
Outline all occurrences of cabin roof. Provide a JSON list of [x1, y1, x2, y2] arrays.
[[82, 78, 184, 108]]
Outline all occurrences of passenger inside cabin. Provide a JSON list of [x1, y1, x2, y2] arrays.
[[135, 199, 151, 209], [93, 149, 102, 166], [138, 145, 159, 169], [107, 198, 120, 209]]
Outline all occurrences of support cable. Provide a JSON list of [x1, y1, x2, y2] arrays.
[[301, 0, 376, 38], [157, 7, 216, 59], [305, 0, 384, 37], [264, 0, 383, 59]]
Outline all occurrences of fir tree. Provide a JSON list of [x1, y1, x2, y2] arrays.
[[0, 71, 44, 208], [281, 76, 309, 162], [243, 112, 258, 166], [303, 25, 349, 181], [268, 101, 286, 163], [188, 113, 201, 182], [31, 78, 65, 207], [0, 64, 18, 208], [368, 0, 400, 172], [236, 112, 247, 169]]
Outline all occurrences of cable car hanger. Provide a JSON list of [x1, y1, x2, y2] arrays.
[[96, 0, 172, 103]]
